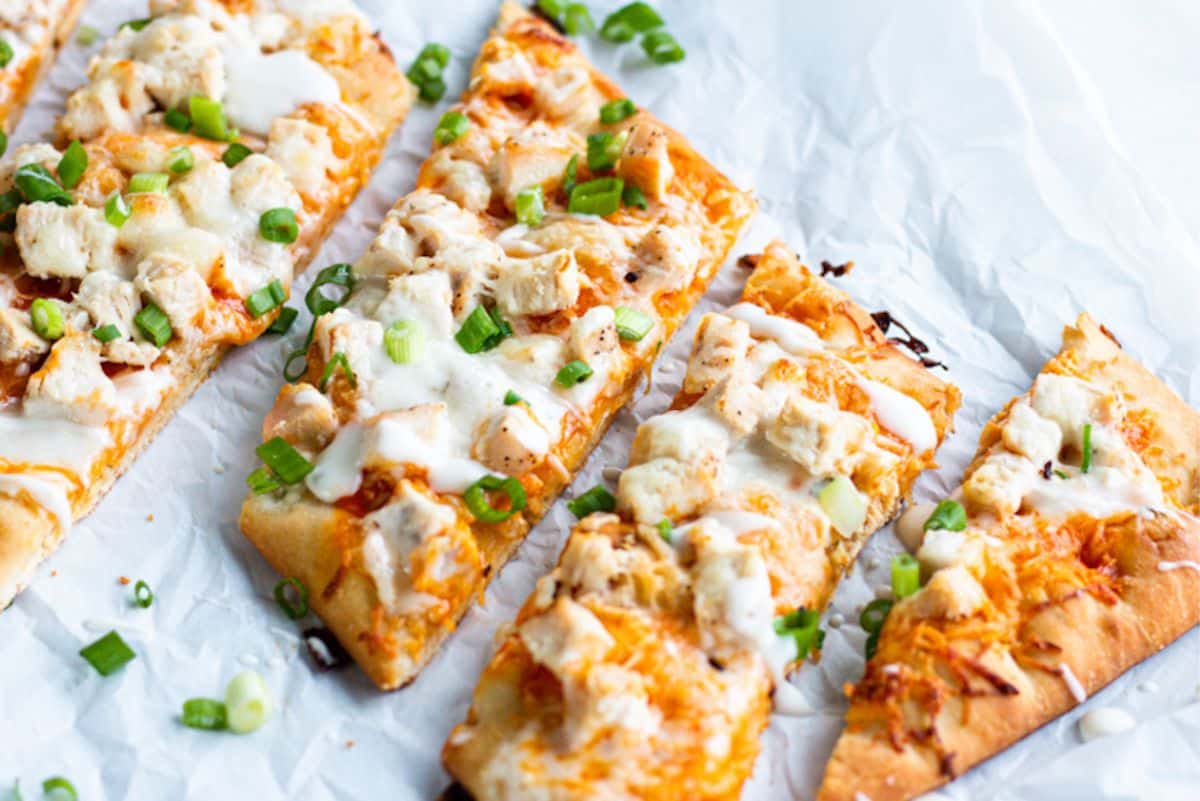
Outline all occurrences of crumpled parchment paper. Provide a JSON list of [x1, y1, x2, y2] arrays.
[[3, 1, 1200, 799]]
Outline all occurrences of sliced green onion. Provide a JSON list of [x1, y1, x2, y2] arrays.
[[891, 554, 921, 599], [385, 320, 423, 364], [407, 55, 442, 85], [305, 263, 355, 316], [463, 475, 527, 523], [134, 302, 172, 347], [407, 43, 451, 103], [30, 298, 64, 341], [273, 577, 309, 619], [0, 40, 12, 68], [586, 130, 628, 172], [79, 630, 136, 676], [1081, 422, 1093, 474], [490, 306, 513, 340], [76, 25, 100, 46], [657, 518, 673, 542], [567, 485, 615, 519], [923, 499, 967, 532], [555, 359, 593, 388], [417, 76, 446, 103], [774, 607, 824, 660], [503, 389, 523, 406], [92, 323, 121, 343], [613, 306, 653, 341], [599, 98, 637, 124], [433, 111, 470, 146], [14, 164, 72, 206], [266, 307, 297, 335], [456, 305, 502, 354], [283, 348, 309, 383], [567, 177, 624, 216], [259, 207, 298, 244], [56, 141, 88, 189], [1053, 469, 1070, 480], [622, 183, 647, 210], [222, 142, 252, 167], [817, 475, 866, 536], [189, 95, 229, 141], [164, 108, 191, 133], [120, 18, 152, 32], [127, 172, 169, 194], [133, 579, 154, 608], [168, 145, 194, 174], [246, 466, 281, 495], [860, 598, 893, 635], [41, 778, 77, 801], [562, 154, 578, 196], [536, 0, 566, 18], [0, 186, 17, 215], [515, 185, 545, 226], [181, 698, 227, 730], [642, 30, 686, 64], [244, 279, 286, 318], [224, 670, 273, 734], [256, 437, 314, 484], [415, 42, 451, 70], [599, 2, 663, 42], [104, 191, 131, 227], [0, 130, 6, 158], [564, 3, 595, 35], [318, 352, 356, 392]]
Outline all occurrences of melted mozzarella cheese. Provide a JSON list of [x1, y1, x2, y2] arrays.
[[222, 46, 341, 135]]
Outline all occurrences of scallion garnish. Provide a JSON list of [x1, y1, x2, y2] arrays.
[[536, 0, 566, 18], [181, 698, 227, 730], [92, 323, 121, 343], [599, 98, 637, 124], [642, 30, 685, 64], [56, 141, 87, 189], [318, 352, 356, 392], [891, 553, 921, 599], [455, 305, 502, 354], [0, 40, 12, 68], [188, 95, 229, 141], [164, 108, 191, 133], [566, 485, 615, 518], [305, 263, 355, 316], [265, 307, 297, 335], [1081, 422, 1093, 474], [562, 154, 578, 196], [246, 467, 281, 495], [14, 164, 72, 206], [244, 279, 286, 319], [256, 437, 314, 485], [433, 111, 470, 145], [503, 389, 523, 406], [564, 3, 595, 35], [273, 577, 309, 619], [167, 145, 194, 174], [79, 630, 136, 676], [259, 207, 298, 244], [407, 43, 451, 103], [385, 320, 423, 364], [773, 607, 824, 660], [555, 359, 593, 388], [657, 518, 673, 542], [0, 130, 6, 158], [133, 580, 154, 609], [567, 177, 624, 216], [41, 777, 77, 801], [104, 191, 131, 227], [463, 475, 527, 523], [1053, 468, 1070, 480], [923, 499, 967, 532], [599, 2, 663, 42], [283, 349, 309, 383], [622, 183, 647, 210], [224, 670, 273, 733], [127, 172, 169, 194], [585, 130, 628, 172], [76, 25, 100, 46], [134, 302, 172, 347], [120, 18, 152, 32], [515, 185, 545, 226], [613, 306, 653, 341], [222, 142, 252, 167], [860, 598, 893, 660], [30, 298, 64, 341]]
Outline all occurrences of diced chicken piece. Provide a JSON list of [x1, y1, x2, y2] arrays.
[[563, 663, 659, 746], [630, 406, 732, 468], [1031, 373, 1119, 448], [962, 452, 1037, 517], [494, 250, 580, 318], [617, 122, 674, 200], [909, 565, 987, 620], [73, 271, 160, 366], [229, 154, 301, 218], [475, 404, 551, 474], [477, 47, 536, 96], [313, 308, 383, 386], [266, 117, 337, 200], [619, 456, 720, 525], [15, 204, 120, 279], [375, 272, 454, 337], [60, 62, 154, 140], [364, 404, 451, 470], [765, 394, 874, 477], [360, 481, 460, 612], [569, 305, 617, 361], [398, 189, 483, 253], [134, 253, 211, 330], [419, 240, 504, 320], [684, 313, 752, 395], [1002, 400, 1063, 466], [262, 383, 339, 452], [534, 66, 604, 129], [496, 334, 569, 387], [519, 598, 615, 679], [492, 126, 575, 208], [526, 217, 632, 270], [355, 212, 420, 278], [916, 529, 984, 575], [424, 150, 492, 213], [702, 372, 765, 437], [104, 340, 162, 367], [172, 158, 237, 234], [129, 15, 225, 111], [691, 538, 773, 658], [116, 191, 222, 282], [632, 224, 701, 293], [23, 334, 117, 425], [0, 309, 50, 364]]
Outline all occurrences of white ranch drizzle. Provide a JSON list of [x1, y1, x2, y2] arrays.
[[1078, 706, 1135, 742], [857, 378, 938, 453], [221, 46, 341, 136], [0, 473, 72, 530], [1158, 560, 1200, 573], [1059, 662, 1088, 704], [1025, 467, 1163, 519]]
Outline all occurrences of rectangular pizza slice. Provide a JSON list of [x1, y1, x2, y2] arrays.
[[238, 1, 756, 691], [440, 241, 961, 801], [818, 314, 1200, 801], [0, 0, 412, 607], [0, 0, 88, 135]]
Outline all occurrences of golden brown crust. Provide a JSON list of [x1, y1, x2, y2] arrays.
[[0, 0, 87, 133], [819, 314, 1200, 801]]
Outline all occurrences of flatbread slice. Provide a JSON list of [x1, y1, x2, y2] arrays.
[[0, 0, 412, 607], [238, 1, 756, 691], [0, 0, 88, 134], [440, 241, 960, 800], [818, 314, 1200, 801]]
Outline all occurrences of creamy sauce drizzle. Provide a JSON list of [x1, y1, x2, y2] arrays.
[[222, 47, 341, 135], [1060, 662, 1088, 704], [1078, 706, 1135, 742], [1158, 560, 1200, 573]]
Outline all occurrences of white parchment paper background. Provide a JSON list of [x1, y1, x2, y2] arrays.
[[3, 1, 1200, 799]]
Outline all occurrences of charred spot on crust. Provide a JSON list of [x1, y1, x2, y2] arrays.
[[623, 271, 639, 283], [871, 310, 947, 370], [820, 259, 853, 277], [303, 627, 352, 672], [1099, 323, 1123, 348], [737, 253, 759, 270], [1042, 460, 1053, 479], [528, 2, 567, 33]]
